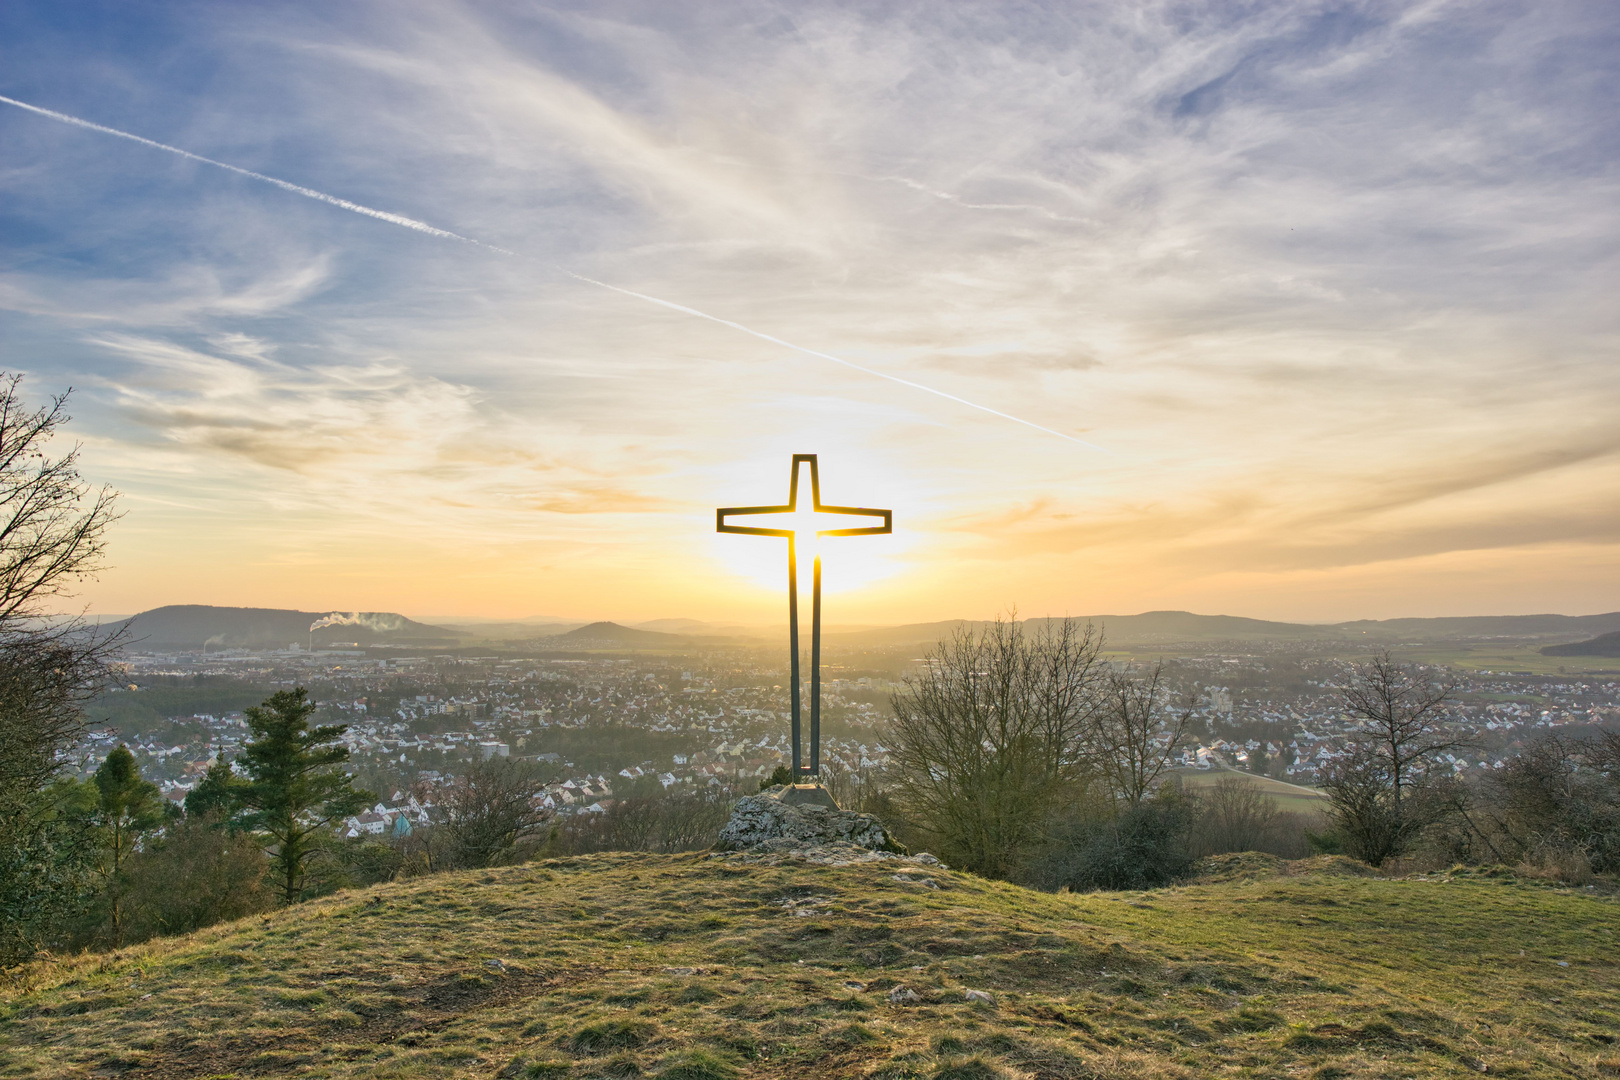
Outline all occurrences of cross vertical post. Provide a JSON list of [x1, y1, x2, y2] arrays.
[[717, 454, 891, 788]]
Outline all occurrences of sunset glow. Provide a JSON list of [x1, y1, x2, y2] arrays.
[[2, 3, 1615, 625]]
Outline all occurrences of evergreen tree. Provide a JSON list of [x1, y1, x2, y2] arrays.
[[236, 689, 371, 904], [91, 745, 163, 944], [185, 757, 245, 821]]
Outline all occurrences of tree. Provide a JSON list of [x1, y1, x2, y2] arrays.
[[185, 757, 246, 822], [91, 745, 164, 944], [436, 757, 549, 869], [1317, 746, 1416, 866], [887, 617, 1105, 878], [0, 375, 120, 968], [1320, 654, 1463, 865], [235, 689, 371, 904], [1088, 662, 1191, 808], [1193, 775, 1283, 856], [118, 812, 271, 943], [1339, 653, 1461, 812]]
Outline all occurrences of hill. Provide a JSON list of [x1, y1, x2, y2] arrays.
[[554, 621, 686, 647], [553, 621, 720, 649], [107, 606, 461, 651], [827, 610, 1620, 650], [1543, 631, 1620, 658], [3, 854, 1614, 1079]]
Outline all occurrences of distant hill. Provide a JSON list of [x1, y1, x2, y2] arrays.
[[1542, 631, 1620, 657], [108, 605, 461, 651], [553, 621, 691, 648], [430, 620, 584, 640], [106, 606, 1620, 653], [825, 610, 1620, 648]]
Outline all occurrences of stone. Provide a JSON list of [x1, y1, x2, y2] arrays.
[[964, 989, 994, 1004], [715, 786, 906, 855], [894, 873, 941, 889]]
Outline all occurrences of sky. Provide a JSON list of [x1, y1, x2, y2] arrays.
[[2, 0, 1617, 626]]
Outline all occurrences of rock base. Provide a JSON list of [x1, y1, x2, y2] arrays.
[[715, 785, 905, 855]]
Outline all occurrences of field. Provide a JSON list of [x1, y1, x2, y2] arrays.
[[3, 852, 1616, 1080], [1167, 768, 1328, 815], [1384, 645, 1620, 678]]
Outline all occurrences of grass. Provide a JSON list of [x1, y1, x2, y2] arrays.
[[1168, 768, 1328, 813], [1, 853, 1616, 1079], [1386, 643, 1620, 677]]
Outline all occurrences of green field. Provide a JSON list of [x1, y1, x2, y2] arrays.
[[1384, 644, 1620, 677], [1169, 768, 1329, 814], [3, 853, 1615, 1079]]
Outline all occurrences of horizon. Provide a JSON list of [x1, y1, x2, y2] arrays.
[[6, 3, 1617, 624], [90, 602, 1620, 631]]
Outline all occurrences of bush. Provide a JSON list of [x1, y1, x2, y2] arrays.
[[1025, 788, 1199, 891], [1477, 732, 1620, 875], [758, 765, 793, 791], [117, 812, 272, 942], [552, 787, 734, 855], [1190, 776, 1316, 859]]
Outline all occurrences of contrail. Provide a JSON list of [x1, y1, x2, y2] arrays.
[[1, 93, 1101, 450], [0, 94, 516, 255]]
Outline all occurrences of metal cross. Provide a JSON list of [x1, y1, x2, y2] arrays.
[[717, 454, 892, 780]]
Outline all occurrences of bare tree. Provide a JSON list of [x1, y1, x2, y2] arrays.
[[1193, 775, 1284, 856], [1088, 662, 1192, 808], [1339, 653, 1461, 811], [1315, 655, 1464, 866], [0, 376, 121, 967], [0, 378, 121, 796], [1317, 746, 1418, 866], [437, 758, 550, 868], [887, 617, 1105, 878]]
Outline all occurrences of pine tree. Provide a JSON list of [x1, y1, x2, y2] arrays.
[[92, 745, 163, 943], [236, 689, 371, 904], [184, 757, 245, 822]]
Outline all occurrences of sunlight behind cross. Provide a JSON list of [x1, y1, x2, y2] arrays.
[[716, 455, 891, 782]]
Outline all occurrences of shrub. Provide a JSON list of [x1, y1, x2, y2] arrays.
[[118, 811, 272, 942], [1025, 788, 1199, 891]]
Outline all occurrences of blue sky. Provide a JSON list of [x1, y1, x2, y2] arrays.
[[2, 1, 1617, 623]]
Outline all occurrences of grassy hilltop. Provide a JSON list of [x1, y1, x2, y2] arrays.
[[2, 854, 1616, 1080]]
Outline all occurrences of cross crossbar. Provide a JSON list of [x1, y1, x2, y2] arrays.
[[716, 454, 891, 778]]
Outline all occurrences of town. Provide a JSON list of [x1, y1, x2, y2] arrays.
[[73, 640, 1620, 840]]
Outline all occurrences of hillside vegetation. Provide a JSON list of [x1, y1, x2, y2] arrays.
[[2, 854, 1616, 1080]]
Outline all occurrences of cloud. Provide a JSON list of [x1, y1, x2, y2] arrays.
[[3, 0, 1616, 618], [89, 333, 480, 473], [0, 258, 331, 326]]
